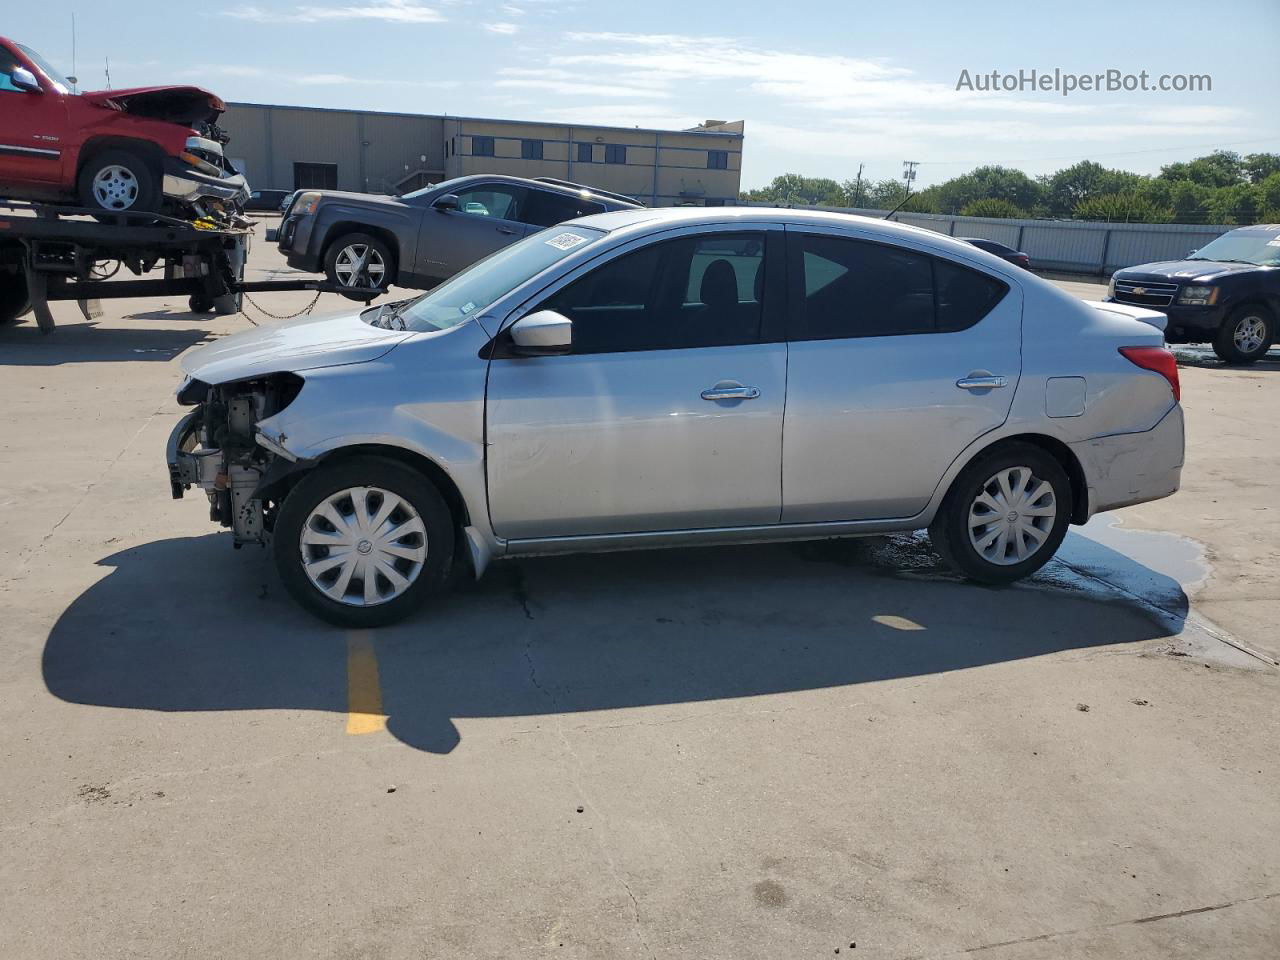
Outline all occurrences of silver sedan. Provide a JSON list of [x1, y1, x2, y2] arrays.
[[167, 208, 1184, 626]]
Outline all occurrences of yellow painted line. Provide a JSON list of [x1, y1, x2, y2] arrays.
[[346, 632, 387, 735], [872, 614, 925, 631]]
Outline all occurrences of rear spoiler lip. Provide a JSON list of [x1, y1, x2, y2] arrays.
[[1088, 299, 1168, 332]]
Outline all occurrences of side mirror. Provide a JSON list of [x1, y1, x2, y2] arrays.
[[432, 193, 460, 211], [509, 310, 572, 355], [10, 67, 41, 93]]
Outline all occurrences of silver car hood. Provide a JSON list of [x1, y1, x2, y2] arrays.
[[181, 309, 414, 384]]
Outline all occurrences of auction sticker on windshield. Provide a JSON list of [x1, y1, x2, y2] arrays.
[[546, 232, 590, 251]]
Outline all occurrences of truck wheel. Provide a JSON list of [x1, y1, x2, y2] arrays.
[[188, 294, 214, 314], [1, 266, 30, 326], [324, 233, 393, 302], [1212, 305, 1274, 365], [928, 443, 1071, 584], [77, 148, 161, 216], [273, 456, 455, 627]]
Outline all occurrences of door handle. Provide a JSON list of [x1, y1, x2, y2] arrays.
[[497, 226, 520, 235], [956, 375, 1008, 390], [701, 383, 760, 401]]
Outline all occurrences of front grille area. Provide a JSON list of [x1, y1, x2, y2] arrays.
[[1113, 278, 1178, 307]]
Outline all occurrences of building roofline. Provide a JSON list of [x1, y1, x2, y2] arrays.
[[224, 100, 744, 139]]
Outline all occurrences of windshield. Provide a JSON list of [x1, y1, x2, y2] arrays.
[[377, 226, 607, 332], [16, 43, 72, 94], [1188, 229, 1280, 267]]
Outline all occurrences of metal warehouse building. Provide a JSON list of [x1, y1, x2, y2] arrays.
[[221, 102, 744, 206]]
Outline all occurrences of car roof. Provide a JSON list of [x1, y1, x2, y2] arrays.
[[445, 173, 642, 208], [573, 206, 1011, 259]]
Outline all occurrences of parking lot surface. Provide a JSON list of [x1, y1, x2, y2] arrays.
[[2, 226, 1278, 959]]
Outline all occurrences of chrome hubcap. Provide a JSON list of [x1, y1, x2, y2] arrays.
[[334, 244, 387, 288], [300, 486, 426, 607], [967, 466, 1057, 566], [1233, 316, 1266, 354], [91, 164, 139, 211]]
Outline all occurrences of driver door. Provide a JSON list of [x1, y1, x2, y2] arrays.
[[418, 183, 533, 281]]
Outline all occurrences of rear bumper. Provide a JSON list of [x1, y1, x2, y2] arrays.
[[162, 158, 251, 208], [1071, 404, 1184, 519]]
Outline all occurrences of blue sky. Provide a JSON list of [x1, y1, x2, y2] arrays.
[[12, 0, 1280, 189]]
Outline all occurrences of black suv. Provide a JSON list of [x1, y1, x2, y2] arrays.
[[274, 174, 642, 299], [1106, 224, 1279, 363]]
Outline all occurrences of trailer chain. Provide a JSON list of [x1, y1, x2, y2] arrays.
[[237, 289, 323, 326]]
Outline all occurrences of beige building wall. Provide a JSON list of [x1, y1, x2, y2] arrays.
[[225, 104, 742, 205]]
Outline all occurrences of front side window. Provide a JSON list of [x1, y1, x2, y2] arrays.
[[521, 139, 543, 160], [15, 44, 70, 93], [471, 136, 495, 157], [0, 49, 23, 93], [789, 234, 1007, 340], [453, 184, 526, 221], [539, 232, 767, 354], [522, 189, 606, 228], [604, 144, 627, 165]]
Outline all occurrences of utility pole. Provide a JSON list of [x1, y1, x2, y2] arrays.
[[902, 160, 919, 202], [852, 163, 864, 208]]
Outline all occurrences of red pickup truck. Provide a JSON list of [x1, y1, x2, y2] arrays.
[[0, 37, 248, 217]]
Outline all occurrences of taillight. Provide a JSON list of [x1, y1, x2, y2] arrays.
[[1119, 346, 1180, 402]]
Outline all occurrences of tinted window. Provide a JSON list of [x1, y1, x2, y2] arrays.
[[541, 232, 767, 354], [472, 136, 495, 157], [0, 49, 22, 93], [707, 150, 729, 170], [605, 144, 627, 165], [521, 139, 543, 160], [790, 234, 1007, 340], [522, 190, 606, 228], [935, 258, 1008, 332], [453, 184, 526, 221], [576, 142, 593, 163]]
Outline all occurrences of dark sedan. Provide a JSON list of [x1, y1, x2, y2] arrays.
[[959, 237, 1031, 270]]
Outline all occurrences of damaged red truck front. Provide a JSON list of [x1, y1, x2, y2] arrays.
[[0, 36, 249, 218]]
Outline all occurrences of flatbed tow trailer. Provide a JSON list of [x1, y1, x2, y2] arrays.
[[0, 201, 372, 332]]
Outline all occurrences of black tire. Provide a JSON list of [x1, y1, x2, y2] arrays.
[[928, 442, 1072, 584], [1, 277, 30, 326], [188, 294, 214, 314], [323, 232, 394, 302], [212, 293, 240, 316], [1212, 305, 1273, 365], [273, 456, 455, 627], [76, 148, 162, 216]]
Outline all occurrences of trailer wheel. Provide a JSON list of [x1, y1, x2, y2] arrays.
[[77, 148, 162, 217], [188, 294, 215, 314], [212, 292, 240, 316]]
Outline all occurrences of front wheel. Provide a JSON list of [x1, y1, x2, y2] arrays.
[[1212, 306, 1273, 365], [929, 443, 1072, 584], [76, 148, 161, 217], [323, 232, 393, 302], [273, 456, 455, 627]]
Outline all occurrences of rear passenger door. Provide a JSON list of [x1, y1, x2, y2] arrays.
[[781, 230, 1022, 522]]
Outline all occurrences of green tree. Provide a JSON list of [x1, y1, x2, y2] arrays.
[[1243, 153, 1280, 185], [1205, 183, 1264, 224], [1074, 193, 1170, 223], [933, 165, 1041, 214], [742, 173, 844, 206], [1044, 161, 1145, 215], [960, 198, 1025, 219], [1158, 150, 1245, 188]]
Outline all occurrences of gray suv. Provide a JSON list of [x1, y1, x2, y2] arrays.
[[274, 174, 642, 298]]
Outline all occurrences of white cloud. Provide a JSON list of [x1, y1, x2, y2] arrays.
[[494, 66, 668, 99], [484, 21, 520, 34], [225, 0, 445, 24]]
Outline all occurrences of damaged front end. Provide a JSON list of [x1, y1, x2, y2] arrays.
[[167, 373, 306, 546]]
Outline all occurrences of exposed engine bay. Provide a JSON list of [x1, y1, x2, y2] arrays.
[[167, 374, 304, 546]]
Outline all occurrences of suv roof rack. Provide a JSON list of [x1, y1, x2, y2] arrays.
[[533, 178, 645, 207]]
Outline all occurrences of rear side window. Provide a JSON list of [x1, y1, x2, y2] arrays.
[[522, 190, 606, 228], [789, 233, 1007, 340], [539, 232, 768, 354]]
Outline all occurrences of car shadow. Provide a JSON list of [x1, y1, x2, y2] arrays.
[[42, 531, 1186, 754], [0, 319, 214, 364]]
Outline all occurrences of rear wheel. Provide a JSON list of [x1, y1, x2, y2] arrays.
[[273, 456, 454, 627], [76, 148, 161, 217], [929, 443, 1072, 584], [0, 245, 30, 326], [324, 232, 393, 302], [1212, 305, 1273, 365]]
